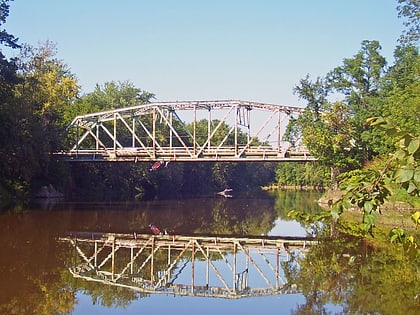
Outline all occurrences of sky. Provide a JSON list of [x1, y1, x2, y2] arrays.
[[4, 0, 405, 106]]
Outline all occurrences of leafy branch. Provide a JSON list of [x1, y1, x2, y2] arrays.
[[332, 116, 419, 242]]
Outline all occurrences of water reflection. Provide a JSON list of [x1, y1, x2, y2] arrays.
[[61, 232, 315, 299], [0, 191, 417, 314], [288, 237, 420, 315]]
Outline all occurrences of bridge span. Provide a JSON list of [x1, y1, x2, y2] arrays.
[[62, 100, 314, 162]]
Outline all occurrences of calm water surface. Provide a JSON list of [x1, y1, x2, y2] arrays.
[[0, 191, 418, 315]]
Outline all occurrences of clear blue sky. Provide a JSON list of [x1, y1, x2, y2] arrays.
[[5, 0, 404, 106]]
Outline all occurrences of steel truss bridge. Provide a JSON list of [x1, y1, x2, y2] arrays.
[[63, 100, 314, 162], [61, 232, 315, 298]]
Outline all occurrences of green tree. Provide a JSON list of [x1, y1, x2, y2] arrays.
[[326, 40, 388, 162], [397, 0, 420, 45], [0, 0, 21, 196], [17, 42, 80, 149], [74, 81, 154, 113], [382, 45, 420, 138], [286, 41, 389, 189]]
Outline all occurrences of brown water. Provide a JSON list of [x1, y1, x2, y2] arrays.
[[0, 190, 418, 315]]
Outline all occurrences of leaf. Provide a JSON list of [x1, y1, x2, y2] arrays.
[[414, 168, 420, 182], [367, 116, 384, 126], [406, 181, 417, 194], [363, 212, 377, 228], [331, 207, 341, 220], [394, 149, 406, 160], [394, 167, 414, 183], [407, 138, 420, 155], [389, 227, 405, 243], [363, 201, 374, 213], [411, 211, 420, 226], [390, 232, 399, 243]]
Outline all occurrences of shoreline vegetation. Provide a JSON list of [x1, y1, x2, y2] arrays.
[[265, 185, 420, 239]]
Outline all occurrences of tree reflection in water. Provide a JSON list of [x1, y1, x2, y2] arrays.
[[285, 236, 419, 315]]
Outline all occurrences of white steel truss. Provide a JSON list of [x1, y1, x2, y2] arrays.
[[63, 100, 313, 162]]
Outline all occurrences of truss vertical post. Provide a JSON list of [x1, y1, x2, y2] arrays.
[[151, 237, 155, 285], [276, 246, 280, 289], [167, 245, 171, 284], [94, 241, 98, 267], [277, 109, 281, 153], [152, 106, 156, 158], [169, 111, 173, 148], [247, 108, 251, 144], [76, 124, 79, 157], [207, 108, 211, 150], [191, 240, 195, 294], [233, 242, 237, 291], [244, 266, 249, 289], [111, 236, 115, 281], [130, 247, 134, 275], [206, 246, 209, 288], [193, 104, 197, 156], [235, 105, 238, 156], [132, 116, 136, 148], [96, 124, 99, 151]]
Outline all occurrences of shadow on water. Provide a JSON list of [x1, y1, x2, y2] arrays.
[[0, 191, 418, 314]]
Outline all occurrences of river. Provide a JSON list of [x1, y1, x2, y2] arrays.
[[0, 190, 418, 315]]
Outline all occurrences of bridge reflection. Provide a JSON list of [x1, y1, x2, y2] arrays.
[[61, 232, 316, 298]]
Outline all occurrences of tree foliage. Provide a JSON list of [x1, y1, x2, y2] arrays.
[[397, 0, 420, 45], [286, 1, 419, 240]]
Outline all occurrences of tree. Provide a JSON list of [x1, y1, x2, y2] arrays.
[[17, 42, 80, 149], [0, 40, 81, 195], [287, 78, 359, 188], [382, 45, 420, 137], [285, 41, 389, 189], [73, 81, 155, 114], [0, 0, 20, 101], [397, 0, 420, 45]]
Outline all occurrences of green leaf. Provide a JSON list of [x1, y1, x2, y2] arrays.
[[394, 167, 414, 183], [414, 168, 420, 182], [363, 201, 374, 213], [389, 227, 405, 243], [390, 233, 398, 243], [363, 212, 377, 227], [407, 138, 419, 155], [394, 149, 406, 160], [367, 116, 384, 126], [411, 211, 420, 225], [406, 181, 417, 194], [331, 207, 341, 220]]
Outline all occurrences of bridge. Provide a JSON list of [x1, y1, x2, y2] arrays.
[[61, 232, 316, 298], [62, 100, 314, 162]]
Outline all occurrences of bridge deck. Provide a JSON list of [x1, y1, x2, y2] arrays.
[[58, 146, 314, 162]]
